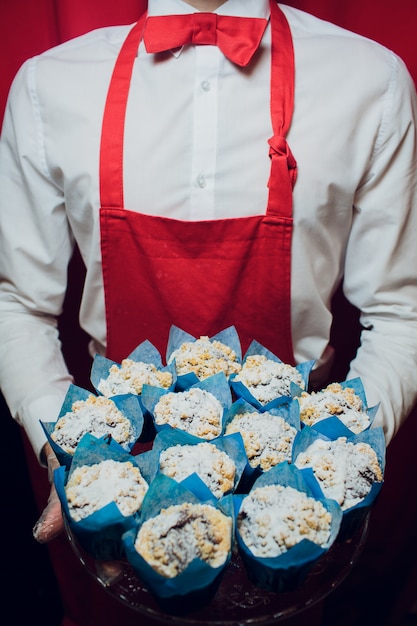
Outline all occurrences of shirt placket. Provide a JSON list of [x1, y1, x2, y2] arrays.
[[189, 45, 220, 220]]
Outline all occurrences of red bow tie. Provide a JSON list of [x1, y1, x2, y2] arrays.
[[143, 13, 268, 67]]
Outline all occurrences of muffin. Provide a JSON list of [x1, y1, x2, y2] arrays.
[[225, 409, 297, 471], [168, 335, 241, 380], [97, 358, 173, 397], [159, 441, 237, 498], [232, 354, 305, 405], [296, 382, 370, 433], [50, 394, 137, 454], [294, 436, 383, 510], [65, 458, 149, 521], [237, 483, 332, 558], [134, 502, 232, 578], [153, 387, 224, 439]]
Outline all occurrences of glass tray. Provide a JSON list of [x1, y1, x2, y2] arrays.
[[65, 512, 369, 626]]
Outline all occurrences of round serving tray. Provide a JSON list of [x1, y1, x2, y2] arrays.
[[65, 512, 369, 626]]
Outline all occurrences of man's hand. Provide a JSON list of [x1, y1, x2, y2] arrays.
[[32, 443, 64, 543]]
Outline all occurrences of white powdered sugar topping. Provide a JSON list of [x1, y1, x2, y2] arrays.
[[51, 395, 135, 454], [225, 410, 297, 470], [153, 387, 224, 439], [159, 442, 236, 498], [97, 359, 173, 397], [294, 437, 383, 510], [238, 484, 332, 558], [168, 336, 241, 380], [134, 502, 232, 578], [65, 459, 148, 521], [297, 382, 370, 433], [233, 355, 304, 404]]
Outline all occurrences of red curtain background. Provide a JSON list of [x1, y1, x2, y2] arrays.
[[1, 2, 416, 624]]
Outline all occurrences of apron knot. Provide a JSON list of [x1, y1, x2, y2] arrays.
[[268, 135, 298, 188]]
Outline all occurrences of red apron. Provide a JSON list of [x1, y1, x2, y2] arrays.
[[100, 0, 297, 365]]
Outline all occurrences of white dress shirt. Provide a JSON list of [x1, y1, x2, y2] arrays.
[[1, 0, 417, 459]]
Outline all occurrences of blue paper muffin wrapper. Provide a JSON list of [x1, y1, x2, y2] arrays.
[[291, 425, 386, 537], [166, 325, 242, 389], [140, 371, 233, 438], [41, 383, 145, 469], [233, 463, 342, 592], [290, 377, 380, 438], [122, 474, 234, 609], [90, 340, 177, 397], [230, 339, 315, 411], [138, 427, 249, 498], [224, 397, 301, 491], [54, 433, 152, 560]]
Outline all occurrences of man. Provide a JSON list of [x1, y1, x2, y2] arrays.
[[1, 1, 416, 625]]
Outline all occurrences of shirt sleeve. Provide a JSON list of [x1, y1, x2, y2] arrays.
[[0, 58, 74, 461], [344, 53, 417, 443]]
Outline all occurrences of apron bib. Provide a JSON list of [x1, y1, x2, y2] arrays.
[[100, 0, 297, 364]]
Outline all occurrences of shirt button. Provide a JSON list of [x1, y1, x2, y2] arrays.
[[196, 174, 207, 188], [201, 80, 211, 92]]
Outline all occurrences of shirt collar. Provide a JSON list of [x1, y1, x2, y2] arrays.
[[147, 0, 270, 20]]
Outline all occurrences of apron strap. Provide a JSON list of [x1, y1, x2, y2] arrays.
[[100, 14, 146, 208], [267, 0, 297, 219]]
